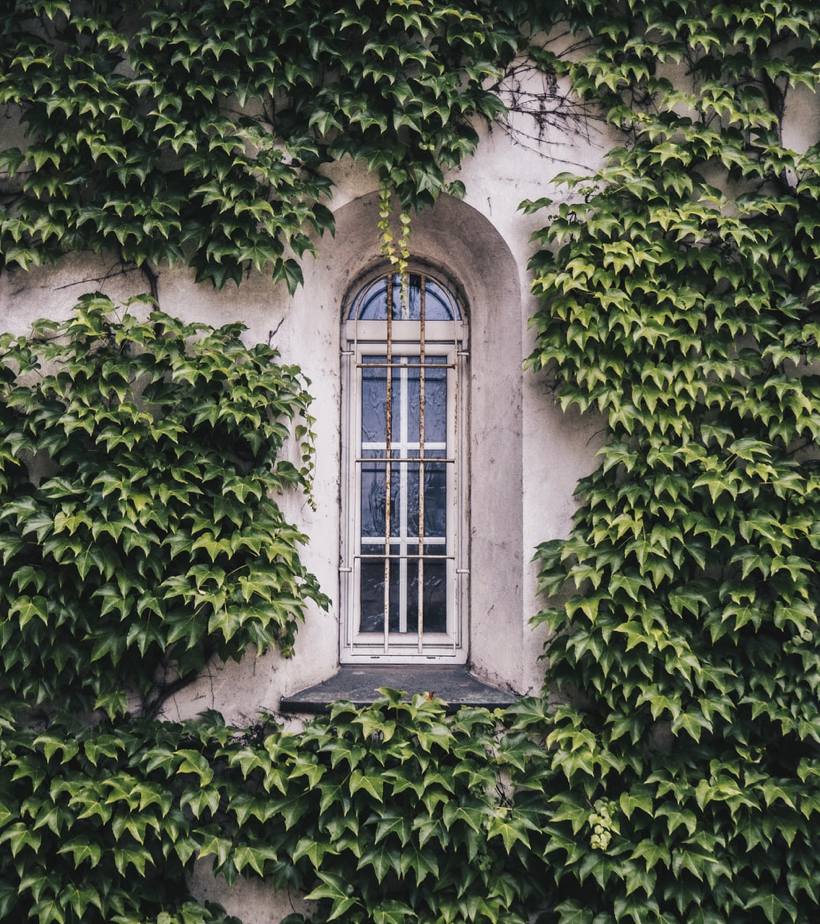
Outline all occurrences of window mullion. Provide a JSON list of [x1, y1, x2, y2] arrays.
[[398, 359, 409, 634], [417, 280, 426, 653]]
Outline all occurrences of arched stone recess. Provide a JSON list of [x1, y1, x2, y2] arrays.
[[283, 190, 526, 704]]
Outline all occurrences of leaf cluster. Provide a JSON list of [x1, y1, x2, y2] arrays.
[[0, 709, 254, 924], [0, 0, 547, 287], [0, 693, 553, 924], [0, 294, 327, 719], [525, 1, 820, 921]]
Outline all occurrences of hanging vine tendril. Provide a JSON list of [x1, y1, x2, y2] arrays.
[[378, 178, 412, 313]]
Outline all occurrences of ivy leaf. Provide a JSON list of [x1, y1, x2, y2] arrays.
[[305, 872, 359, 921], [175, 750, 214, 786], [357, 841, 402, 881], [348, 770, 384, 802], [743, 892, 798, 923]]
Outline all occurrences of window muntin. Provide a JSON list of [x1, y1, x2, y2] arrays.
[[341, 271, 468, 663]]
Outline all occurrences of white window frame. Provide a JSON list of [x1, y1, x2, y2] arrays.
[[340, 271, 469, 664]]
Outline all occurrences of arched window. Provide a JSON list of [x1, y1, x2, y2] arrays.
[[340, 270, 469, 663]]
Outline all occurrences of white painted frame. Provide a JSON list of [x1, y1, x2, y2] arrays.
[[340, 272, 469, 664]]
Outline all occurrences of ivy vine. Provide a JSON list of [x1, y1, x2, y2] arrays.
[[0, 0, 538, 289], [525, 1, 820, 921], [2, 2, 820, 924], [0, 691, 558, 924], [0, 295, 327, 721]]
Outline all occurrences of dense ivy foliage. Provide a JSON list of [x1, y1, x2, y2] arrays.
[[0, 692, 555, 924], [0, 296, 326, 720], [2, 2, 820, 924], [526, 1, 820, 921], [0, 0, 536, 289]]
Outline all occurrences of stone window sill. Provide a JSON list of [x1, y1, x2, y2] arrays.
[[280, 666, 517, 714]]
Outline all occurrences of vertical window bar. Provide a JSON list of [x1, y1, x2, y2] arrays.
[[383, 278, 393, 653], [417, 278, 426, 652], [398, 355, 408, 633], [452, 310, 459, 654]]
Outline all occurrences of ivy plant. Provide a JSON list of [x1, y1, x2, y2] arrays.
[[0, 0, 545, 289], [2, 2, 820, 924], [0, 691, 557, 924], [0, 294, 327, 720], [525, 1, 820, 921]]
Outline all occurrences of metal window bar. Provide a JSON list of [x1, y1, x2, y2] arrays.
[[354, 361, 457, 369], [418, 278, 426, 652], [383, 279, 393, 653], [355, 456, 453, 464], [358, 552, 451, 560]]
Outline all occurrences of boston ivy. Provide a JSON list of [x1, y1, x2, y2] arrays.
[[0, 295, 327, 720], [526, 1, 820, 921], [2, 2, 820, 924], [0, 693, 558, 924], [0, 0, 537, 289]]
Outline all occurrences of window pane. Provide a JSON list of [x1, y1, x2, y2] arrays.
[[355, 281, 389, 321], [359, 557, 399, 633], [407, 553, 447, 633], [361, 458, 401, 539], [360, 456, 384, 539], [360, 556, 447, 636], [424, 278, 460, 321], [407, 359, 447, 445], [407, 453, 446, 538], [362, 358, 403, 446], [349, 274, 461, 321], [361, 358, 386, 443]]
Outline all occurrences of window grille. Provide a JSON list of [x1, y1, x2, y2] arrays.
[[341, 271, 468, 662]]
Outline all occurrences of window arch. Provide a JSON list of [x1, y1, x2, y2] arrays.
[[340, 270, 469, 663]]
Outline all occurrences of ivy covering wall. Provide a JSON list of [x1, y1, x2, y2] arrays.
[[0, 0, 525, 289], [2, 2, 820, 924], [524, 2, 820, 921], [0, 298, 327, 720]]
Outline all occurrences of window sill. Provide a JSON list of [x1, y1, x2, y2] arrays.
[[280, 666, 517, 714]]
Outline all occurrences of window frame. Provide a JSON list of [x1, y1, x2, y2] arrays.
[[339, 269, 469, 664]]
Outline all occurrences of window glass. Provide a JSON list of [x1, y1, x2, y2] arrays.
[[349, 274, 461, 322]]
